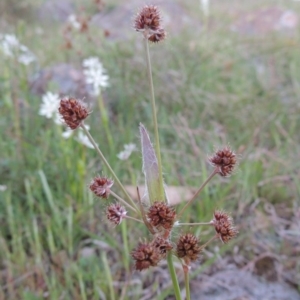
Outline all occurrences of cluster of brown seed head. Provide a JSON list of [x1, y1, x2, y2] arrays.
[[208, 146, 237, 177], [147, 201, 176, 231], [131, 236, 173, 271], [89, 177, 114, 199], [58, 97, 89, 129], [131, 241, 161, 271], [212, 211, 238, 243], [134, 5, 166, 43], [176, 233, 201, 263], [106, 203, 127, 225]]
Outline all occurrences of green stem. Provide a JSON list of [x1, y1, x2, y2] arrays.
[[124, 215, 144, 224], [177, 222, 212, 226], [184, 268, 191, 300], [80, 123, 139, 211], [177, 169, 217, 219], [110, 191, 137, 213], [97, 93, 114, 151], [101, 251, 115, 300], [167, 252, 182, 300], [11, 87, 23, 160], [144, 37, 165, 201], [200, 234, 218, 250], [121, 221, 129, 271]]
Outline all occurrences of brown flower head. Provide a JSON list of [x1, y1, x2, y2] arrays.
[[208, 146, 237, 177], [134, 5, 161, 32], [89, 177, 113, 198], [58, 97, 89, 129], [131, 241, 162, 271], [106, 203, 127, 225], [212, 210, 238, 243], [151, 236, 173, 258], [148, 28, 166, 43], [147, 201, 176, 231], [176, 233, 201, 263]]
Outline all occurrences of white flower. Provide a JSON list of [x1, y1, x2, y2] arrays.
[[82, 57, 102, 69], [200, 0, 210, 17], [117, 143, 137, 160], [68, 14, 81, 30], [76, 131, 94, 149], [62, 128, 73, 139], [0, 34, 19, 57], [82, 57, 109, 96], [0, 33, 36, 65], [18, 45, 36, 65], [39, 92, 60, 119], [0, 185, 7, 192]]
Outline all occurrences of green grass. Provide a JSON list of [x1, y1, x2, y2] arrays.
[[1, 0, 300, 299]]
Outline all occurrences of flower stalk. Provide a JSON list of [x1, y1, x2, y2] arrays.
[[184, 265, 191, 300], [167, 252, 182, 300], [55, 4, 240, 299], [144, 37, 165, 202], [80, 123, 138, 211], [177, 169, 218, 219]]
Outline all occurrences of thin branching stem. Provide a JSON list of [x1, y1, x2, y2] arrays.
[[200, 234, 218, 250], [121, 222, 129, 270], [177, 169, 218, 219], [184, 266, 191, 300], [124, 215, 144, 224], [167, 252, 182, 300], [110, 191, 138, 213], [144, 37, 165, 201], [176, 222, 212, 226], [80, 123, 139, 211]]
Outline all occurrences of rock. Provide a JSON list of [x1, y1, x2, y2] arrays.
[[30, 63, 90, 99], [37, 0, 75, 23]]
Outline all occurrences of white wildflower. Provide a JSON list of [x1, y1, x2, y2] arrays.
[[0, 185, 7, 192], [200, 0, 210, 17], [62, 128, 73, 139], [117, 143, 137, 160], [0, 33, 36, 65], [0, 34, 19, 56], [76, 131, 94, 149], [82, 57, 109, 96], [39, 92, 60, 119], [68, 14, 81, 30], [82, 57, 102, 69], [18, 45, 36, 65]]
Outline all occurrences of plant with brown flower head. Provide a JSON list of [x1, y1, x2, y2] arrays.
[[55, 4, 241, 300], [131, 241, 162, 271], [176, 233, 201, 264], [208, 146, 237, 177], [147, 201, 176, 231], [89, 176, 114, 199], [134, 5, 166, 42], [106, 203, 127, 225], [58, 97, 89, 130], [211, 210, 239, 243]]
